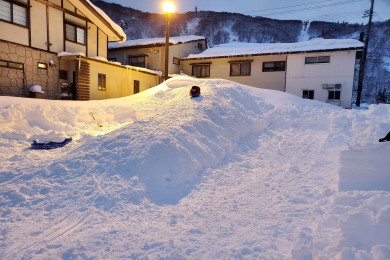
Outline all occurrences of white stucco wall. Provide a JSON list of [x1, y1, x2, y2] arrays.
[[285, 50, 357, 108]]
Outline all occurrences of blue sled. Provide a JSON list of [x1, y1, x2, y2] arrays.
[[31, 137, 72, 150], [190, 93, 200, 98]]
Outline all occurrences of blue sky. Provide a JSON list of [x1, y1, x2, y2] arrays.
[[104, 0, 390, 23]]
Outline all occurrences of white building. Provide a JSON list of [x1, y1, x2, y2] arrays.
[[180, 39, 364, 108], [108, 36, 207, 77]]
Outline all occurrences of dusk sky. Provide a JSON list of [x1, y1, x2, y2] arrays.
[[104, 0, 390, 23]]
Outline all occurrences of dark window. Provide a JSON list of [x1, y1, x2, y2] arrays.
[[305, 56, 330, 64], [129, 56, 146, 68], [198, 42, 203, 50], [328, 90, 341, 100], [65, 23, 86, 45], [263, 61, 286, 72], [0, 0, 28, 27], [318, 56, 330, 63], [192, 65, 210, 78], [98, 74, 106, 91], [134, 80, 140, 94], [230, 62, 251, 76], [302, 90, 314, 99], [59, 70, 68, 80]]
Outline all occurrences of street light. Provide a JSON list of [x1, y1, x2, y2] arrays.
[[163, 1, 175, 81]]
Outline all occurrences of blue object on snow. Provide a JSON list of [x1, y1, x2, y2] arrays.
[[31, 137, 72, 150]]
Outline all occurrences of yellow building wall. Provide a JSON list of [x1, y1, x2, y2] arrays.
[[48, 8, 64, 53], [86, 59, 160, 100], [49, 0, 61, 6], [30, 1, 48, 50], [0, 21, 28, 46], [97, 29, 108, 58], [63, 0, 76, 12], [87, 23, 98, 57], [181, 55, 287, 91]]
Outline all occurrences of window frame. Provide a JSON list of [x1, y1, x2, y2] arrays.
[[65, 22, 87, 45], [129, 55, 146, 68], [98, 73, 106, 91], [262, 61, 286, 72], [0, 59, 24, 70], [192, 64, 210, 78], [305, 56, 330, 64], [0, 0, 28, 27], [328, 90, 341, 100], [230, 62, 251, 76], [302, 90, 314, 99]]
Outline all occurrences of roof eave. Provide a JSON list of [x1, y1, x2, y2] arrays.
[[181, 46, 364, 61]]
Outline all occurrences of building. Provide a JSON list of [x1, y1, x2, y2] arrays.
[[108, 35, 207, 77], [0, 0, 160, 100], [180, 39, 364, 108]]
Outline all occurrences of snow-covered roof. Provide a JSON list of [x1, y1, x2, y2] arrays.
[[183, 38, 364, 60], [68, 0, 126, 42], [108, 35, 206, 49]]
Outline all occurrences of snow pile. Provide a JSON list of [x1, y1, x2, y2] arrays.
[[0, 77, 389, 259], [185, 38, 364, 59], [108, 35, 206, 49], [28, 85, 44, 93]]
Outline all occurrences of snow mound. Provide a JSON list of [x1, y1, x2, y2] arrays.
[[1, 76, 389, 259]]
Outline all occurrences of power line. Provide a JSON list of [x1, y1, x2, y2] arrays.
[[252, 0, 365, 17], [243, 0, 343, 14]]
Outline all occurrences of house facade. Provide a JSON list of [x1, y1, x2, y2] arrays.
[[180, 39, 364, 108], [108, 36, 207, 77], [0, 0, 160, 100]]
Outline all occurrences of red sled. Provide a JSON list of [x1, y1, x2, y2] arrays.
[[190, 86, 201, 97]]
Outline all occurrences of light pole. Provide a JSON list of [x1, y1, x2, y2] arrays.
[[163, 1, 175, 81]]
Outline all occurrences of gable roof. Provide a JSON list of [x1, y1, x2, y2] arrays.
[[68, 0, 126, 42], [183, 38, 364, 60], [108, 35, 206, 50]]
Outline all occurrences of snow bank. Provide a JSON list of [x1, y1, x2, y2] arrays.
[[0, 77, 389, 259]]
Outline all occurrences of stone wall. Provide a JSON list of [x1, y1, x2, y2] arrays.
[[0, 40, 59, 99]]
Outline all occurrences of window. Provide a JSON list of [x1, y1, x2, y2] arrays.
[[129, 56, 146, 68], [0, 59, 23, 70], [230, 62, 251, 76], [37, 62, 47, 69], [0, 0, 28, 26], [263, 61, 286, 72], [98, 74, 106, 91], [59, 70, 68, 80], [302, 90, 314, 99], [65, 23, 86, 44], [192, 64, 210, 78], [134, 80, 140, 94], [328, 90, 341, 100], [198, 42, 203, 50], [305, 56, 330, 64]]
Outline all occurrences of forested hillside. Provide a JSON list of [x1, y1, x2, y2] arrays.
[[93, 0, 389, 104]]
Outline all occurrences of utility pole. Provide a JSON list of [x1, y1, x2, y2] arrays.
[[356, 0, 375, 107]]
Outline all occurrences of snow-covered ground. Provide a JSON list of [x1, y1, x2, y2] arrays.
[[0, 77, 389, 259]]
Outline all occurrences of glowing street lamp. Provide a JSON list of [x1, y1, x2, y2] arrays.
[[163, 1, 175, 80]]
